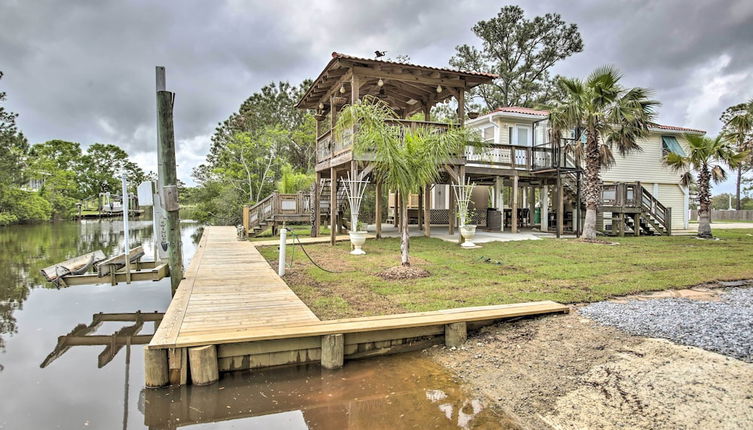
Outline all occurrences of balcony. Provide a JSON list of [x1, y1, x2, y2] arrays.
[[315, 120, 579, 173]]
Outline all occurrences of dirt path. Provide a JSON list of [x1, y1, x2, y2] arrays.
[[430, 310, 753, 429]]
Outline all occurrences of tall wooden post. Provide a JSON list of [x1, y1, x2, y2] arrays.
[[157, 90, 184, 295], [330, 168, 337, 246], [394, 190, 400, 227], [375, 181, 382, 239], [313, 172, 321, 237], [423, 184, 431, 238], [457, 90, 465, 126], [511, 175, 519, 233]]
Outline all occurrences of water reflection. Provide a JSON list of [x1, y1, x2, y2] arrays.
[[0, 219, 514, 429], [140, 353, 516, 429]]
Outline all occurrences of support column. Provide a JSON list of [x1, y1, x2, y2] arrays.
[[375, 181, 382, 239], [529, 186, 536, 227], [418, 188, 423, 230], [321, 334, 344, 369], [188, 345, 219, 386], [168, 348, 188, 386], [445, 322, 467, 348], [424, 184, 431, 238], [557, 175, 564, 238], [511, 175, 519, 233], [495, 177, 504, 232], [540, 185, 549, 232], [144, 348, 169, 388], [313, 172, 321, 237], [448, 183, 455, 236], [394, 190, 400, 227], [330, 168, 337, 246]]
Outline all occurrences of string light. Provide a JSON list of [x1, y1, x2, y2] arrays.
[[339, 85, 346, 94], [377, 78, 384, 87], [436, 85, 443, 93], [318, 103, 324, 109]]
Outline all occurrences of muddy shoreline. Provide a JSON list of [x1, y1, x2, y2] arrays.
[[430, 286, 753, 429]]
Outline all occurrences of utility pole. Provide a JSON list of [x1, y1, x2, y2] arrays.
[[157, 87, 184, 295]]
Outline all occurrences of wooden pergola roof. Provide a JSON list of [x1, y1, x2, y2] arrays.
[[296, 52, 497, 115]]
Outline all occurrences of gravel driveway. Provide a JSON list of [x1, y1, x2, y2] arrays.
[[580, 286, 753, 362]]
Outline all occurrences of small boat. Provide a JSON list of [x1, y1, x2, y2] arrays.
[[40, 250, 107, 282]]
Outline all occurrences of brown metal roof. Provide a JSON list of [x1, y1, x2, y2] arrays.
[[296, 52, 497, 110]]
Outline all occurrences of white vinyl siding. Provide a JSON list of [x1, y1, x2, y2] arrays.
[[658, 184, 686, 230], [601, 133, 689, 184]]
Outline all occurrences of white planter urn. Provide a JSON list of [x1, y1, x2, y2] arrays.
[[349, 231, 368, 255], [459, 224, 477, 248]]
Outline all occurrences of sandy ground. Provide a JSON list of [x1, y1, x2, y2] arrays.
[[430, 307, 753, 429]]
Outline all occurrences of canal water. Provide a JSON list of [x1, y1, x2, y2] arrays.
[[0, 219, 513, 429]]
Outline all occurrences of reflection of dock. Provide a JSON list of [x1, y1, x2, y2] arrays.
[[146, 226, 568, 387], [41, 311, 163, 368]]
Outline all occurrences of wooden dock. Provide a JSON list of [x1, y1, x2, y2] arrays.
[[145, 226, 568, 387]]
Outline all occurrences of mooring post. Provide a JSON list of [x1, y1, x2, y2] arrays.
[[188, 345, 219, 386], [445, 322, 467, 348], [321, 334, 344, 369], [144, 348, 169, 388], [157, 89, 184, 295], [121, 174, 132, 284]]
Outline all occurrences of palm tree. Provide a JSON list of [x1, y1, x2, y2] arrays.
[[546, 66, 659, 240], [721, 99, 753, 210], [335, 96, 473, 266], [664, 134, 746, 238]]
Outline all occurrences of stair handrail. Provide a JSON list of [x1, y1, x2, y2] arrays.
[[639, 186, 670, 232]]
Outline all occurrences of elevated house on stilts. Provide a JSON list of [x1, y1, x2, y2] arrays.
[[243, 52, 701, 240]]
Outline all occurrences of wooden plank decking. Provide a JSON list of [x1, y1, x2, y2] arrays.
[[149, 226, 319, 349]]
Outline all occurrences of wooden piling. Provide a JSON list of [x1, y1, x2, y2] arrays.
[[157, 90, 184, 295], [445, 322, 467, 348], [188, 345, 219, 385], [168, 347, 188, 385], [321, 334, 344, 369], [144, 348, 169, 388]]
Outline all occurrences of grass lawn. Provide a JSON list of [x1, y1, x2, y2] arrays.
[[258, 229, 753, 319]]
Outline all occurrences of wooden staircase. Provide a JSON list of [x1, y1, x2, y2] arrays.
[[242, 179, 350, 237], [598, 182, 671, 236]]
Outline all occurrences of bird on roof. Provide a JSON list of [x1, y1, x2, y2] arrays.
[[375, 50, 387, 58]]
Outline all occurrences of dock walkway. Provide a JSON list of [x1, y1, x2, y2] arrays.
[[146, 226, 568, 387]]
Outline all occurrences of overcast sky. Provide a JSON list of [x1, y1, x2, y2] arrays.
[[2, 0, 752, 192]]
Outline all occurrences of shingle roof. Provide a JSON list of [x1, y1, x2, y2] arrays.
[[330, 52, 498, 79]]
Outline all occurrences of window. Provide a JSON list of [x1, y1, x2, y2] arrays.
[[516, 125, 530, 146], [662, 136, 686, 157], [482, 126, 495, 143]]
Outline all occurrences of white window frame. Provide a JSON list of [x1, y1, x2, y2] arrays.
[[512, 124, 532, 147]]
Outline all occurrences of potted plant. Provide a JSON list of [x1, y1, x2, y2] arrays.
[[458, 206, 478, 248], [349, 221, 368, 255], [467, 111, 480, 119]]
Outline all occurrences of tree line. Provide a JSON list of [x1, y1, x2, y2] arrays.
[[0, 71, 146, 225]]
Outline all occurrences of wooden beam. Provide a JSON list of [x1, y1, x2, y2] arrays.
[[317, 69, 353, 109], [352, 66, 467, 88]]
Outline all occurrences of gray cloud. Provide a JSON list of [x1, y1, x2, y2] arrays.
[[2, 0, 752, 192]]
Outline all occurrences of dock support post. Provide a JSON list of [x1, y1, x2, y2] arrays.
[[168, 347, 188, 386], [157, 89, 184, 295], [144, 348, 169, 388], [188, 345, 219, 386], [445, 322, 467, 348], [321, 334, 344, 369]]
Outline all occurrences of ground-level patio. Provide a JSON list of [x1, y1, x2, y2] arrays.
[[368, 224, 575, 244]]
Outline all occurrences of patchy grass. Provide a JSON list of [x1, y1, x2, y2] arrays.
[[258, 229, 753, 319]]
